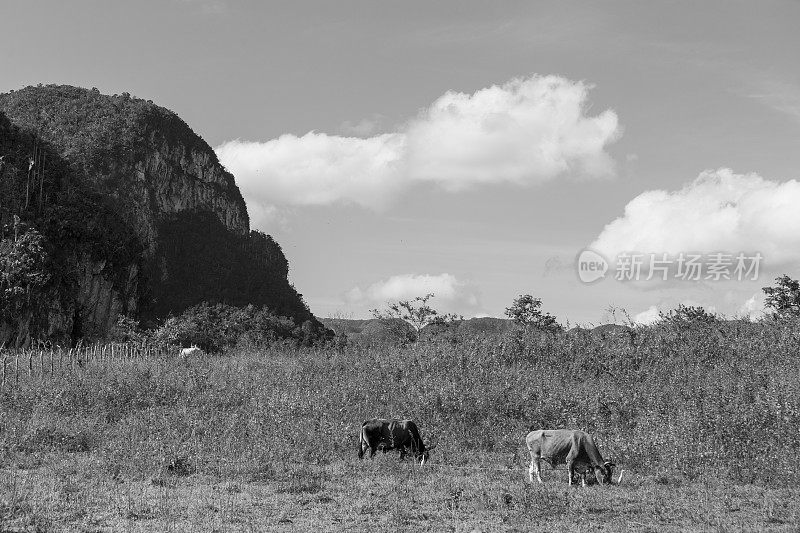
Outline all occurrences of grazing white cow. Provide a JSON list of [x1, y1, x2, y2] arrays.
[[526, 428, 623, 486], [179, 345, 203, 358]]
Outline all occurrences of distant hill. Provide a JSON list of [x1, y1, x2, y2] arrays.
[[321, 318, 415, 345], [322, 317, 645, 345], [0, 85, 324, 345], [321, 316, 515, 345]]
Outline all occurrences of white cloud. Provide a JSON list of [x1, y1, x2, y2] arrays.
[[591, 168, 800, 266], [738, 293, 767, 321], [633, 305, 661, 325], [216, 133, 406, 210], [217, 75, 620, 217], [404, 76, 619, 190], [346, 273, 480, 311]]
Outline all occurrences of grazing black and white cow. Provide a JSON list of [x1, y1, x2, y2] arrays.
[[358, 419, 433, 464], [526, 428, 622, 486]]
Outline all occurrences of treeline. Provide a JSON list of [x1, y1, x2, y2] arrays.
[[114, 302, 333, 352]]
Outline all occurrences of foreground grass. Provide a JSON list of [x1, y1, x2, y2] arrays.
[[2, 453, 799, 532], [2, 321, 800, 531]]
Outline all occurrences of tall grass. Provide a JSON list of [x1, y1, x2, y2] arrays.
[[1, 319, 799, 488]]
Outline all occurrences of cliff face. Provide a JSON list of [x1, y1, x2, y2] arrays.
[[103, 126, 250, 252], [0, 86, 315, 345]]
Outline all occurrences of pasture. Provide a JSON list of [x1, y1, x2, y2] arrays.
[[2, 321, 800, 531]]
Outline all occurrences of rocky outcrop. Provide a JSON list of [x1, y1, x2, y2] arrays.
[[111, 131, 249, 253], [0, 85, 317, 344], [75, 258, 139, 335]]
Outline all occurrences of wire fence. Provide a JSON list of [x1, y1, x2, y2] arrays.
[[0, 343, 173, 390]]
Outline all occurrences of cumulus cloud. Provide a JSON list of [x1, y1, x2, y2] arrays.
[[217, 75, 620, 215], [591, 168, 800, 266], [216, 133, 406, 210], [404, 76, 619, 190], [346, 273, 480, 311]]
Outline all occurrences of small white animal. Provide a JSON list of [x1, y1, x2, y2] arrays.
[[179, 345, 203, 357]]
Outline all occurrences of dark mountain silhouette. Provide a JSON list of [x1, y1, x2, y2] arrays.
[[0, 85, 324, 345]]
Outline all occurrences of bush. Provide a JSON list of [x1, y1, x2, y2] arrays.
[[151, 302, 333, 352], [0, 221, 51, 346]]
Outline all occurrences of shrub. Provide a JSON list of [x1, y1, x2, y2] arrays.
[[151, 302, 332, 352], [658, 304, 718, 325]]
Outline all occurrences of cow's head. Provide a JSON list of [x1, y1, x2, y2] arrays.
[[417, 443, 435, 465], [594, 460, 616, 485]]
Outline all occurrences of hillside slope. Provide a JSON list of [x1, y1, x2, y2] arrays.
[[0, 85, 322, 344]]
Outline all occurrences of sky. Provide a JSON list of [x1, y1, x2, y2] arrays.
[[2, 0, 799, 324]]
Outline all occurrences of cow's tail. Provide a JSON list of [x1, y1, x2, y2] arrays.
[[406, 421, 427, 463], [357, 421, 367, 459]]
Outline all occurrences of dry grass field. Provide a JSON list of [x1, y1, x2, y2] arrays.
[[2, 321, 800, 531]]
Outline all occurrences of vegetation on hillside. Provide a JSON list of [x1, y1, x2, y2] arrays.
[[0, 85, 226, 187], [0, 222, 50, 344], [0, 110, 143, 343], [150, 302, 332, 351]]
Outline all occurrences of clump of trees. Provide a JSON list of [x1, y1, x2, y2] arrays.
[[151, 302, 333, 352], [763, 275, 800, 319], [0, 220, 51, 346], [658, 304, 717, 325], [504, 294, 562, 333]]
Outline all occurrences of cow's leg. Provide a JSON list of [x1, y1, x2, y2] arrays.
[[566, 439, 581, 487], [369, 445, 377, 459], [529, 455, 543, 484]]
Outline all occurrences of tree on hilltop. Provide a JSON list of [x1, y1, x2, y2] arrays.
[[505, 294, 562, 333], [371, 293, 462, 342]]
